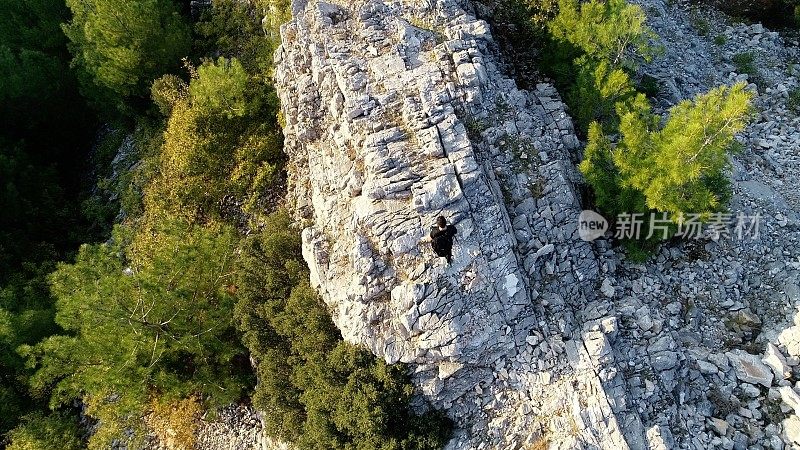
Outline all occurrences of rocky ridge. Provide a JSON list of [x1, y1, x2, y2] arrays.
[[273, 0, 648, 447], [267, 0, 800, 448], [102, 0, 800, 446]]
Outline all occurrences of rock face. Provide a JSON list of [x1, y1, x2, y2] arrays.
[[274, 0, 638, 447], [273, 0, 800, 447]]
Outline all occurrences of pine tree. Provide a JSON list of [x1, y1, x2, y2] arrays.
[[583, 82, 754, 220], [547, 0, 656, 132], [617, 83, 753, 217], [190, 57, 251, 119], [20, 220, 251, 449], [568, 58, 637, 130], [548, 0, 656, 69], [62, 0, 191, 110]]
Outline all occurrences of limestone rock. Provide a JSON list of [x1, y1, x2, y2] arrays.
[[764, 343, 792, 379], [601, 278, 615, 298], [273, 0, 630, 447], [698, 359, 719, 375], [726, 350, 774, 387], [779, 386, 800, 415], [709, 417, 729, 436], [783, 415, 800, 446], [779, 326, 800, 358], [193, 405, 287, 450]]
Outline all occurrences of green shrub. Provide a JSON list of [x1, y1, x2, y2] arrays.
[[795, 4, 800, 26], [690, 13, 711, 36], [146, 59, 283, 221], [580, 84, 751, 254], [117, 122, 165, 220], [545, 0, 655, 135], [714, 34, 727, 45], [195, 0, 288, 75], [579, 122, 645, 216], [623, 240, 656, 262], [732, 52, 765, 87], [732, 52, 757, 75], [151, 74, 188, 117], [6, 412, 83, 450], [788, 87, 800, 113]]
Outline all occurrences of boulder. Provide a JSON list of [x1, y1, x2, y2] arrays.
[[726, 350, 774, 387], [764, 343, 792, 379], [783, 415, 800, 446], [709, 417, 729, 436], [698, 359, 719, 375], [651, 351, 679, 371], [779, 386, 800, 415], [778, 326, 800, 358], [600, 278, 615, 298]]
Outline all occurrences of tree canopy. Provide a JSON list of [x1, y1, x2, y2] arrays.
[[580, 83, 753, 222], [62, 0, 191, 110], [21, 220, 251, 448], [614, 83, 753, 217], [145, 57, 283, 221], [548, 0, 656, 69]]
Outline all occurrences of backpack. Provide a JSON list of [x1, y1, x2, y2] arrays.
[[430, 227, 453, 257]]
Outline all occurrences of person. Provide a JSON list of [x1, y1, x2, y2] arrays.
[[430, 216, 457, 264]]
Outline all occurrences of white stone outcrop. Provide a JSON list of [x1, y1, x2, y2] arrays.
[[274, 0, 643, 447]]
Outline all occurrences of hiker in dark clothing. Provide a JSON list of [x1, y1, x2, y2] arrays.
[[430, 216, 457, 264]]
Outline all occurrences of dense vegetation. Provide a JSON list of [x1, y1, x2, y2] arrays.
[[1, 0, 450, 448], [0, 0, 99, 437], [21, 221, 250, 448]]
